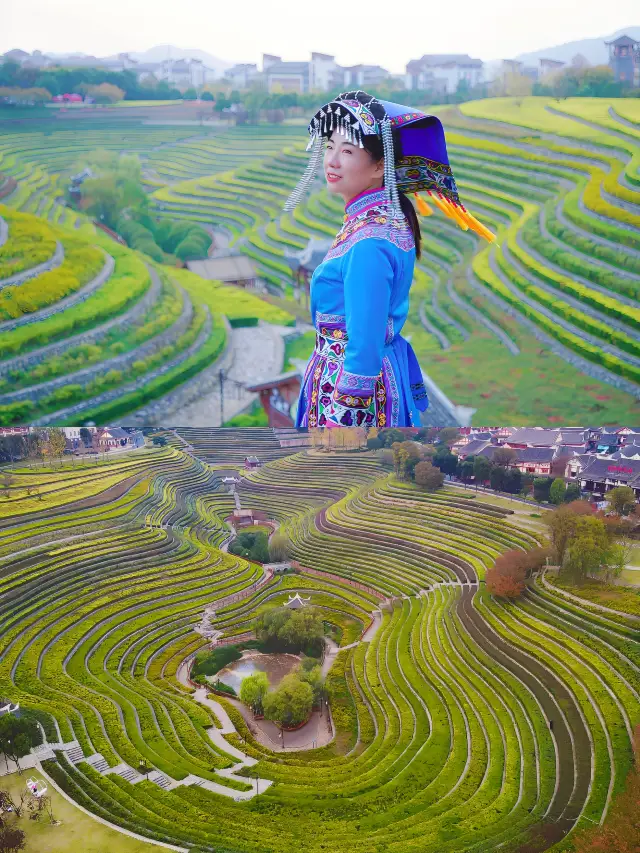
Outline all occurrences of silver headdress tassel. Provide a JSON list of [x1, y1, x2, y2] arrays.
[[381, 117, 403, 222], [284, 133, 324, 212]]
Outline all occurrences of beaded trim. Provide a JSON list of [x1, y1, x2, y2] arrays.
[[382, 355, 400, 426], [389, 112, 424, 127]]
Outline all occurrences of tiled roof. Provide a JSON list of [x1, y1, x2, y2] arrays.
[[506, 428, 560, 446], [457, 439, 491, 457], [577, 457, 640, 484], [514, 447, 557, 463]]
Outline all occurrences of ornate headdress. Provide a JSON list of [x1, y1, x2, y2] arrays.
[[284, 90, 495, 242]]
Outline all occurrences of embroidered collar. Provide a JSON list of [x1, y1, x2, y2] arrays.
[[344, 187, 387, 221]]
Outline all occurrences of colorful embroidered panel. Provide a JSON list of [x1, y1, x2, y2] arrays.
[[315, 311, 395, 347], [395, 155, 460, 204], [335, 367, 379, 396], [325, 202, 414, 261]]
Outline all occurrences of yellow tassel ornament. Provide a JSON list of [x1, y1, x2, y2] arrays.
[[413, 192, 433, 217], [417, 190, 496, 243]]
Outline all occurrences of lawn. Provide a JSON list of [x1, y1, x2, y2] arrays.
[[0, 770, 158, 853], [548, 575, 640, 617]]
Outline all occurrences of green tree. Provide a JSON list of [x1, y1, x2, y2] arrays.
[[490, 465, 508, 492], [0, 714, 38, 772], [432, 448, 458, 476], [458, 459, 475, 482], [255, 606, 324, 656], [268, 532, 289, 562], [603, 537, 633, 583], [533, 476, 553, 503], [564, 482, 581, 502], [549, 478, 567, 505], [607, 486, 636, 516], [298, 658, 323, 703], [47, 427, 67, 465], [229, 530, 270, 563], [79, 427, 92, 447], [543, 500, 593, 565], [378, 428, 404, 448], [562, 515, 610, 583], [239, 671, 269, 714], [391, 440, 421, 480], [473, 455, 491, 486], [263, 673, 313, 727]]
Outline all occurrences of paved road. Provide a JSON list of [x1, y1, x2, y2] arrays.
[[158, 321, 287, 426]]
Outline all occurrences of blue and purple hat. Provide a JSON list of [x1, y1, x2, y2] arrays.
[[284, 90, 494, 242]]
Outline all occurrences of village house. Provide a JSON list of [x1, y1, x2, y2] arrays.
[[96, 427, 132, 448], [405, 54, 483, 94], [285, 238, 331, 309], [511, 447, 557, 476], [606, 34, 640, 87], [565, 456, 640, 501], [245, 372, 302, 428]]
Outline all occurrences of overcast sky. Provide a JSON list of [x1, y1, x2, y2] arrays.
[[4, 0, 638, 72]]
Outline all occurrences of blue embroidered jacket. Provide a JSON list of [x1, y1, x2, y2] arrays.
[[310, 187, 416, 405]]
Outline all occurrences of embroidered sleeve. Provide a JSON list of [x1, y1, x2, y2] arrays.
[[331, 238, 394, 413]]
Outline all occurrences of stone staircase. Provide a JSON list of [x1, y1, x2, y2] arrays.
[[104, 763, 145, 784], [29, 714, 271, 799], [84, 753, 110, 773]]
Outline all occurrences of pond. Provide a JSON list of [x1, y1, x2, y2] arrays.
[[214, 651, 301, 693]]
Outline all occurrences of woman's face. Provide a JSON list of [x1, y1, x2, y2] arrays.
[[324, 129, 384, 204]]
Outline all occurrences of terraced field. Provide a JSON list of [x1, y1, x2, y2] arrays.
[[147, 98, 640, 424], [0, 200, 293, 425], [1, 438, 637, 853], [0, 120, 300, 425], [1, 98, 639, 422]]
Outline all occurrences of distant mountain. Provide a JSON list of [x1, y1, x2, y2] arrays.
[[514, 25, 640, 66], [127, 45, 235, 75]]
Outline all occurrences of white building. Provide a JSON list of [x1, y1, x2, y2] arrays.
[[157, 58, 208, 90], [261, 52, 344, 93], [341, 64, 390, 89], [406, 54, 484, 94], [309, 52, 340, 91], [61, 427, 81, 441], [224, 63, 262, 89]]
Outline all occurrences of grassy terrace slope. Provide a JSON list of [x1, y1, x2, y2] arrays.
[[1, 439, 637, 853], [0, 119, 298, 425], [2, 104, 639, 423], [0, 201, 292, 425], [149, 99, 640, 424]]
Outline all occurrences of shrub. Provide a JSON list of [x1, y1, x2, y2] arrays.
[[191, 645, 242, 678]]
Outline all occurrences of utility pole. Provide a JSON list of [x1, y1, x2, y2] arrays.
[[219, 368, 225, 426]]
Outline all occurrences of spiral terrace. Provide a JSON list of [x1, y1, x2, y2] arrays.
[[0, 436, 638, 853]]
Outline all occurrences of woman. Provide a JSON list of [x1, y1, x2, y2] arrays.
[[285, 90, 494, 429]]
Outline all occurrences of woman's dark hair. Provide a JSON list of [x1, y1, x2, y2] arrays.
[[361, 132, 422, 259]]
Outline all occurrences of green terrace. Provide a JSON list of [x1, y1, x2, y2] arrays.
[[0, 441, 637, 852]]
